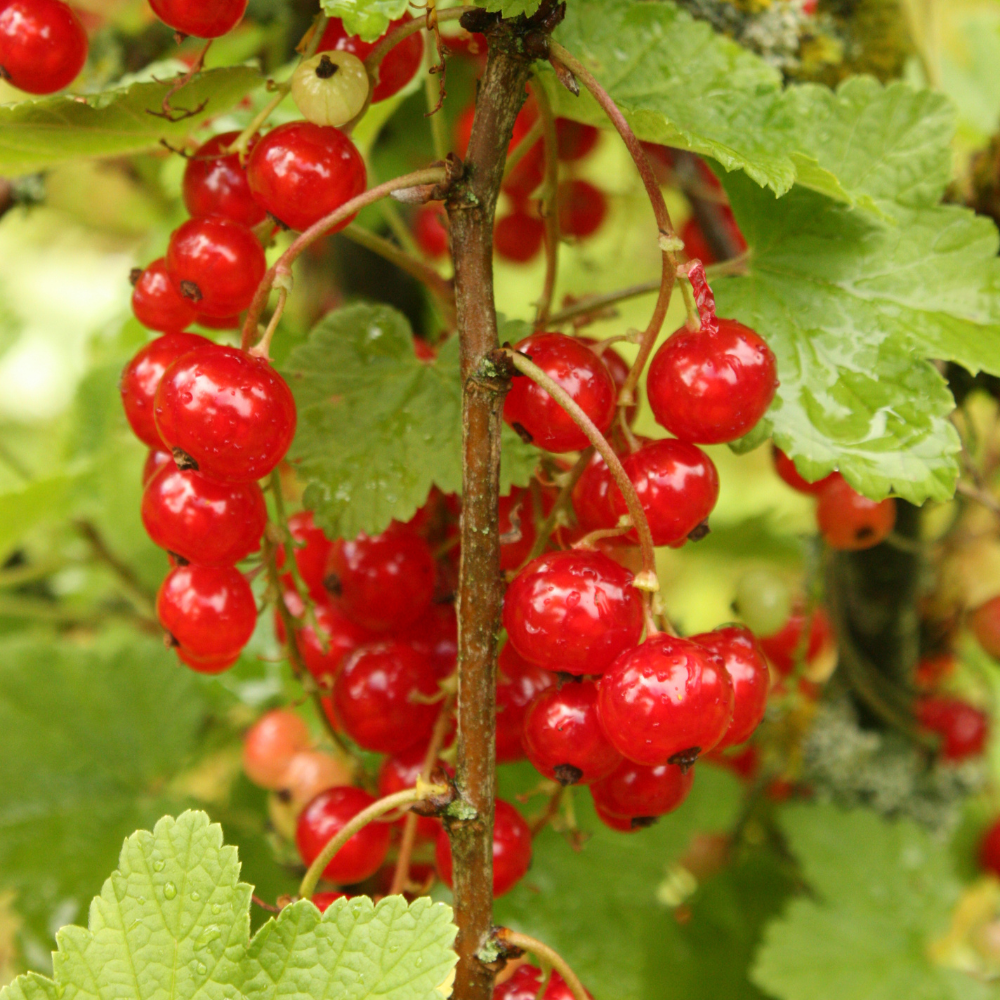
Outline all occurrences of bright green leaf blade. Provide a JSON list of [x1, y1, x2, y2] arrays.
[[0, 975, 59, 1000], [284, 304, 538, 539], [318, 0, 412, 41], [477, 0, 543, 17], [0, 67, 262, 175], [752, 804, 993, 1000], [0, 472, 78, 563], [240, 896, 457, 1000]]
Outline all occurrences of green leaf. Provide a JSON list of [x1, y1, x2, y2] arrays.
[[476, 0, 543, 18], [494, 766, 743, 1000], [284, 304, 539, 540], [752, 804, 993, 1000], [318, 0, 412, 41], [0, 67, 262, 176], [0, 472, 78, 563]]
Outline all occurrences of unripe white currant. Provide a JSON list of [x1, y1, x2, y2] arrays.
[[291, 51, 370, 128]]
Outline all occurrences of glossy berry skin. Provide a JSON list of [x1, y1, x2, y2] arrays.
[[503, 550, 644, 676], [241, 709, 311, 789], [435, 799, 532, 898], [772, 446, 840, 495], [279, 510, 335, 603], [503, 333, 616, 453], [692, 625, 769, 749], [312, 891, 348, 912], [247, 121, 367, 233], [120, 332, 211, 448], [496, 642, 555, 764], [816, 478, 895, 551], [594, 805, 652, 833], [496, 966, 590, 1000], [182, 131, 266, 227], [494, 210, 545, 264], [296, 786, 391, 884], [413, 204, 449, 259], [175, 647, 240, 674], [575, 337, 636, 425], [556, 119, 599, 161], [157, 564, 256, 659], [131, 258, 198, 333], [142, 462, 266, 566], [758, 605, 833, 677], [154, 345, 297, 483], [318, 14, 423, 103], [377, 743, 441, 841], [916, 696, 989, 762], [647, 318, 777, 444], [148, 0, 247, 38], [0, 0, 87, 94], [165, 217, 265, 318], [978, 818, 1000, 879], [611, 439, 720, 547], [590, 759, 693, 819], [598, 634, 735, 767], [325, 528, 435, 632], [558, 180, 607, 239], [571, 440, 646, 538], [523, 679, 622, 785], [393, 603, 458, 678], [143, 449, 173, 487], [970, 596, 1000, 659], [291, 51, 369, 129], [331, 641, 440, 753], [498, 488, 537, 571]]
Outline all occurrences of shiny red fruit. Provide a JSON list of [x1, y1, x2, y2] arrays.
[[175, 647, 241, 673], [496, 642, 555, 764], [182, 130, 266, 227], [149, 0, 246, 37], [312, 891, 348, 911], [278, 510, 335, 603], [594, 805, 653, 833], [816, 478, 896, 551], [247, 121, 367, 233], [571, 441, 644, 538], [241, 708, 312, 789], [325, 527, 435, 632], [377, 743, 442, 841], [916, 696, 989, 762], [318, 14, 423, 102], [612, 438, 720, 547], [523, 679, 622, 785], [165, 217, 265, 318], [495, 965, 591, 1000], [558, 179, 607, 239], [771, 446, 840, 495], [131, 258, 198, 333], [555, 119, 599, 161], [758, 605, 834, 677], [598, 634, 735, 767], [575, 337, 636, 425], [503, 333, 616, 453], [692, 625, 769, 749], [120, 332, 211, 448], [393, 603, 458, 678], [971, 596, 1000, 660], [154, 344, 297, 483], [647, 318, 777, 444], [0, 0, 87, 94], [503, 550, 644, 676], [141, 462, 266, 566], [296, 786, 391, 884], [143, 448, 173, 487], [413, 204, 449, 259], [157, 563, 256, 659], [494, 210, 545, 263], [978, 818, 1000, 878], [590, 758, 693, 818], [498, 488, 537, 571], [435, 799, 532, 897], [331, 641, 440, 753]]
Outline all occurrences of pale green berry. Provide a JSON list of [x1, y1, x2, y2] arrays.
[[734, 568, 792, 638], [291, 52, 369, 128]]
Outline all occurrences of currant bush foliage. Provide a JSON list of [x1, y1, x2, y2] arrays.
[[0, 812, 457, 1000], [284, 305, 538, 539]]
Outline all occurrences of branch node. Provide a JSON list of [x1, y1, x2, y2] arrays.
[[549, 57, 579, 95], [658, 230, 685, 252], [633, 569, 660, 593]]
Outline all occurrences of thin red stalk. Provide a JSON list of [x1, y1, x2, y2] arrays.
[[364, 7, 475, 74], [530, 76, 560, 325]]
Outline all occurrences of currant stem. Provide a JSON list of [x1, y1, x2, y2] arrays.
[[502, 117, 543, 182], [250, 286, 286, 359], [540, 280, 661, 328], [298, 784, 448, 900], [495, 930, 590, 1000], [531, 76, 560, 325], [522, 447, 593, 566]]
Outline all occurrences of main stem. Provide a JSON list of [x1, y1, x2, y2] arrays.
[[445, 20, 534, 1000]]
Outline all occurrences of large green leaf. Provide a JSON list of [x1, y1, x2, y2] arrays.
[[318, 0, 413, 41], [0, 67, 262, 176]]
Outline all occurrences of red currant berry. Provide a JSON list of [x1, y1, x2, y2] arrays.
[[555, 119, 599, 162], [611, 438, 719, 547], [318, 14, 423, 102], [496, 642, 555, 764], [815, 478, 896, 551], [494, 210, 545, 264], [575, 337, 636, 425], [413, 204, 449, 259], [143, 448, 173, 487], [331, 641, 440, 753], [503, 550, 644, 676], [281, 749, 352, 810], [154, 344, 297, 483], [435, 798, 532, 897], [131, 258, 198, 333], [377, 743, 442, 841], [916, 696, 988, 761], [598, 634, 735, 767], [691, 625, 769, 749], [495, 966, 591, 1000], [498, 488, 537, 571], [758, 604, 834, 677], [312, 891, 348, 911], [503, 333, 616, 453], [646, 318, 777, 444], [523, 679, 622, 785], [296, 786, 391, 884], [165, 217, 265, 318], [194, 313, 241, 330], [247, 122, 367, 233], [970, 596, 1000, 659], [242, 709, 312, 789], [157, 563, 256, 659], [594, 804, 656, 833], [571, 441, 644, 538], [120, 332, 211, 448], [392, 603, 458, 678], [914, 652, 956, 690], [182, 130, 266, 227], [325, 527, 436, 632], [142, 462, 266, 566], [148, 0, 246, 37], [681, 217, 716, 266], [771, 446, 840, 495], [277, 510, 334, 603], [591, 758, 693, 819], [175, 646, 241, 674], [979, 818, 1000, 878], [558, 180, 607, 239], [0, 0, 87, 94]]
